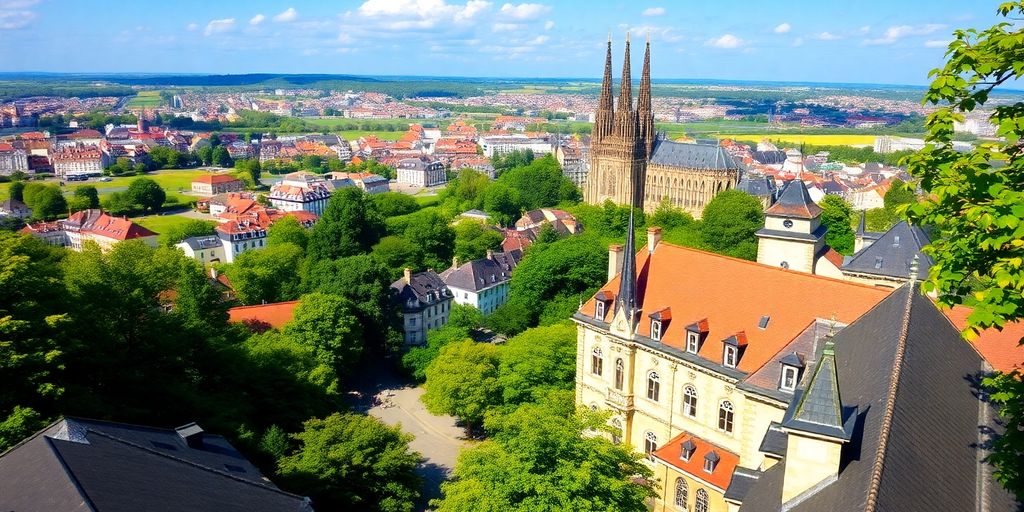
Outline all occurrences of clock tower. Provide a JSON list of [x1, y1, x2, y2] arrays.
[[756, 180, 827, 274]]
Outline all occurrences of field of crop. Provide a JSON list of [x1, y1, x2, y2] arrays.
[[127, 90, 164, 108], [717, 134, 878, 146]]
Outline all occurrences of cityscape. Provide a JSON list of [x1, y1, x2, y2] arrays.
[[0, 2, 1022, 512]]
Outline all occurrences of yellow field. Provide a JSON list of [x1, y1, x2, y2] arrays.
[[720, 134, 878, 146]]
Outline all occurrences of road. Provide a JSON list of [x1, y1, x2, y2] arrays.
[[350, 363, 469, 510]]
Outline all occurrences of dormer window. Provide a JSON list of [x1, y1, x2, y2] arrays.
[[778, 352, 805, 392], [686, 332, 700, 353], [722, 333, 747, 369], [648, 308, 670, 342], [594, 291, 614, 321], [724, 346, 738, 368], [703, 451, 720, 473], [651, 320, 662, 341], [680, 439, 696, 461]]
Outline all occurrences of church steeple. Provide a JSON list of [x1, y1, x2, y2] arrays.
[[613, 161, 639, 333], [594, 35, 615, 142], [614, 33, 636, 140], [637, 35, 655, 158]]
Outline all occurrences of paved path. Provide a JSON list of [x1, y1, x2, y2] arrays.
[[351, 364, 469, 510]]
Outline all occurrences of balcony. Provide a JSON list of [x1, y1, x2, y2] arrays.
[[605, 389, 634, 410]]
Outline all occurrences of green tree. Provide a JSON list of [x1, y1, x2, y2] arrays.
[[307, 188, 385, 263], [25, 185, 67, 220], [226, 243, 305, 305], [454, 221, 504, 263], [700, 190, 765, 260], [126, 177, 166, 212], [196, 146, 213, 166], [157, 219, 217, 247], [401, 304, 483, 381], [9, 180, 24, 202], [70, 186, 100, 211], [819, 195, 856, 255], [902, 3, 1024, 495], [267, 215, 309, 250], [482, 183, 521, 227], [371, 235, 423, 275], [422, 340, 502, 430], [285, 293, 365, 375], [305, 255, 398, 355], [497, 323, 576, 406], [212, 146, 233, 167], [103, 191, 136, 216], [883, 178, 916, 212], [370, 192, 420, 217], [234, 158, 261, 188], [433, 394, 655, 512], [404, 209, 456, 270], [277, 413, 422, 512]]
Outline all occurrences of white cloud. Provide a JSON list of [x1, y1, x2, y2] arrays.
[[499, 2, 550, 21], [924, 39, 951, 48], [814, 31, 841, 41], [204, 18, 236, 36], [186, 22, 199, 31], [544, 20, 554, 30], [0, 0, 37, 29], [527, 35, 549, 45], [357, 0, 492, 29], [642, 7, 665, 16], [773, 22, 790, 34], [249, 14, 265, 25], [456, 0, 491, 21], [705, 33, 744, 49], [337, 32, 354, 43], [864, 23, 945, 45], [492, 22, 522, 32], [273, 7, 297, 22]]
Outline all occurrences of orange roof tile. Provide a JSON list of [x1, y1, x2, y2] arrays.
[[193, 174, 242, 185], [652, 432, 739, 491], [945, 305, 1024, 374], [228, 300, 300, 329], [582, 242, 892, 373]]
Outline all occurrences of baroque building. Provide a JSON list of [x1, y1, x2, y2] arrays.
[[584, 36, 739, 218]]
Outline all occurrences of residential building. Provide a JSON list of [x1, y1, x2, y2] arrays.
[[268, 172, 332, 215], [440, 250, 522, 314], [0, 417, 311, 512], [0, 143, 29, 175], [175, 235, 227, 264], [326, 172, 390, 194], [396, 156, 446, 187], [847, 180, 889, 210], [0, 198, 31, 219], [51, 145, 104, 179], [228, 300, 301, 330], [191, 174, 244, 196], [734, 173, 778, 209], [215, 210, 316, 263], [840, 221, 933, 288], [585, 39, 740, 218], [21, 209, 157, 251], [390, 268, 452, 346], [515, 208, 583, 235], [478, 134, 554, 158]]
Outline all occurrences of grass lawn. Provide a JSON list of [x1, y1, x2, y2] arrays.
[[133, 213, 200, 235], [0, 169, 219, 202], [127, 90, 164, 108], [719, 134, 879, 146], [336, 130, 405, 141]]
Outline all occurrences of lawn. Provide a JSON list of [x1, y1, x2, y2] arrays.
[[719, 134, 879, 146], [126, 90, 164, 108], [133, 213, 201, 235], [0, 169, 217, 202], [336, 130, 405, 141]]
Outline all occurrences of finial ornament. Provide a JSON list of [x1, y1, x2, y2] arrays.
[[909, 254, 920, 282], [608, 32, 611, 43], [626, 31, 630, 43]]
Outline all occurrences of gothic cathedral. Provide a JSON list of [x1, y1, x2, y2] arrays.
[[584, 37, 741, 218]]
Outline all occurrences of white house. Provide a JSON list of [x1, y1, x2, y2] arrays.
[[439, 250, 521, 314]]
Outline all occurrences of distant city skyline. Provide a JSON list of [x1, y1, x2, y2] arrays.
[[0, 0, 995, 85]]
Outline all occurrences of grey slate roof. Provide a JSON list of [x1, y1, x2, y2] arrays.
[[180, 235, 222, 251], [439, 250, 522, 292], [765, 180, 822, 219], [752, 150, 787, 165], [756, 422, 788, 458], [649, 139, 738, 170], [841, 221, 933, 280], [780, 341, 857, 441], [736, 173, 777, 198], [0, 417, 310, 512], [738, 285, 1020, 512], [725, 467, 763, 503], [391, 270, 451, 311]]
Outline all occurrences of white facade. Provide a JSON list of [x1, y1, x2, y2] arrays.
[[0, 149, 29, 175], [396, 158, 446, 188], [479, 135, 554, 158], [448, 281, 510, 314], [175, 235, 228, 264]]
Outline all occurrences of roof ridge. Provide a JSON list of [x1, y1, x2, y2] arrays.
[[84, 429, 305, 500], [228, 300, 301, 311], [863, 284, 916, 512], [44, 437, 99, 512]]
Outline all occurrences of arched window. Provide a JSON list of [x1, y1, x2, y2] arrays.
[[695, 489, 709, 512], [591, 347, 603, 376], [647, 371, 660, 402], [674, 478, 688, 509], [644, 431, 658, 460], [614, 358, 624, 390], [718, 400, 734, 433], [683, 386, 698, 418], [610, 418, 622, 445]]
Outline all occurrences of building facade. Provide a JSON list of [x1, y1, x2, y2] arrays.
[[439, 250, 521, 314], [267, 172, 332, 216], [396, 157, 446, 188], [390, 269, 452, 346], [21, 209, 158, 251], [191, 174, 245, 196], [0, 144, 29, 175], [584, 38, 739, 218], [51, 146, 104, 178]]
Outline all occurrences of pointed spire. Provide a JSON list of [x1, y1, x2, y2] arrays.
[[782, 337, 855, 441], [637, 37, 654, 157], [857, 210, 866, 235], [595, 36, 615, 142], [618, 32, 633, 113], [614, 165, 639, 330]]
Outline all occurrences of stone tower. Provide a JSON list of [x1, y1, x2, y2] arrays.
[[755, 180, 827, 273], [584, 35, 652, 207]]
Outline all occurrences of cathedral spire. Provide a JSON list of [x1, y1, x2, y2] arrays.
[[613, 32, 635, 140], [618, 32, 633, 113], [595, 35, 615, 142], [637, 36, 654, 157]]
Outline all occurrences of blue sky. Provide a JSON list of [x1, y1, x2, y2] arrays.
[[0, 0, 1001, 84]]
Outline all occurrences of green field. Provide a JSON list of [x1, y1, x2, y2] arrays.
[[134, 213, 199, 234], [0, 169, 215, 202], [127, 90, 164, 108], [337, 130, 405, 141]]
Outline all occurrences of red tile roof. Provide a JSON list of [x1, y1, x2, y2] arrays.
[[651, 432, 739, 491], [228, 301, 300, 329], [65, 209, 157, 240], [945, 305, 1024, 374], [193, 174, 243, 185]]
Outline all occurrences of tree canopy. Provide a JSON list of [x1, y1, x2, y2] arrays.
[[307, 188, 385, 264], [819, 195, 856, 255], [700, 190, 765, 260]]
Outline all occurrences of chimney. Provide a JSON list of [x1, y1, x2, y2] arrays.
[[486, 249, 494, 260], [403, 267, 412, 284], [647, 226, 662, 254], [608, 244, 624, 281], [209, 266, 218, 280], [175, 422, 204, 449], [452, 256, 459, 268]]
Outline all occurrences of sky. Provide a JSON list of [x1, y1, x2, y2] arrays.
[[0, 0, 1002, 85]]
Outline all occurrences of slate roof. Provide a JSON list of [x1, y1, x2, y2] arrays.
[[765, 180, 822, 219], [439, 250, 522, 292], [756, 422, 788, 458], [179, 235, 222, 251], [649, 139, 738, 171], [780, 341, 857, 441], [735, 173, 777, 198], [725, 467, 763, 503], [0, 417, 311, 512], [391, 270, 451, 310], [738, 285, 1020, 512], [841, 221, 933, 280], [752, 150, 787, 165]]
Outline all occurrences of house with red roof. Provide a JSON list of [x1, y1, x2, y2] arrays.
[[191, 174, 245, 196], [21, 209, 157, 252]]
